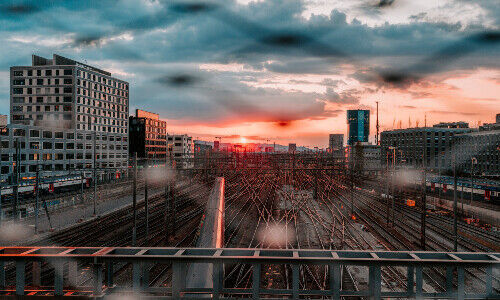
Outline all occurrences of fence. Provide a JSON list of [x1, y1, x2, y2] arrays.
[[0, 247, 498, 299]]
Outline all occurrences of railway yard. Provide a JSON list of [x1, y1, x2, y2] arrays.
[[0, 153, 498, 298]]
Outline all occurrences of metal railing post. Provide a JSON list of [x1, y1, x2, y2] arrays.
[[92, 263, 103, 296], [32, 261, 41, 287], [106, 262, 114, 288], [16, 260, 25, 296], [292, 263, 299, 299], [446, 266, 454, 296], [252, 263, 260, 299], [368, 266, 381, 299], [486, 265, 493, 297], [457, 267, 465, 300], [172, 262, 187, 298], [133, 261, 142, 291], [213, 261, 223, 299], [54, 261, 64, 296], [406, 266, 414, 297], [0, 261, 5, 288], [68, 261, 78, 287], [142, 262, 150, 290], [415, 266, 423, 300], [329, 264, 341, 300]]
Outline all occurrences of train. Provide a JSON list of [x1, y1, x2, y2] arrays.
[[0, 174, 92, 198], [427, 176, 500, 203]]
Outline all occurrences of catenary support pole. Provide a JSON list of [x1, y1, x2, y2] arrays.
[[132, 152, 137, 246], [453, 155, 458, 252]]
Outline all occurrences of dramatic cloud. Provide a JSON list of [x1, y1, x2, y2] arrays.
[[0, 0, 498, 146]]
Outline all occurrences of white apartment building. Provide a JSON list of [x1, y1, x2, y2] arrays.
[[167, 134, 194, 169], [3, 54, 130, 181]]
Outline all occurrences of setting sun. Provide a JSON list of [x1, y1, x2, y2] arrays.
[[240, 137, 247, 143]]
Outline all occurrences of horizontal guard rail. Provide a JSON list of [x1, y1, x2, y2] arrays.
[[0, 247, 498, 299]]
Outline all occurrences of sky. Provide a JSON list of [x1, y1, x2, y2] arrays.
[[0, 0, 499, 148]]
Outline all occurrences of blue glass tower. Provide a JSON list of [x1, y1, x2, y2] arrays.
[[347, 110, 370, 145]]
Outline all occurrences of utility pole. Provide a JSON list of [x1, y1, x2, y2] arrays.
[[470, 157, 476, 204], [420, 147, 427, 250], [169, 151, 176, 238], [376, 101, 380, 145], [453, 155, 458, 252], [35, 162, 40, 234], [391, 148, 395, 225], [145, 158, 149, 238], [132, 152, 137, 246], [13, 138, 20, 222], [385, 153, 390, 224], [93, 130, 97, 216], [80, 170, 84, 204]]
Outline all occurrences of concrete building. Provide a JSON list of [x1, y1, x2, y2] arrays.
[[347, 110, 369, 146], [167, 134, 194, 169], [453, 130, 499, 176], [129, 109, 167, 161], [328, 134, 343, 151], [347, 144, 381, 174], [433, 121, 469, 129], [0, 115, 7, 127], [380, 125, 471, 171], [479, 113, 500, 132], [2, 54, 130, 182], [0, 124, 128, 183]]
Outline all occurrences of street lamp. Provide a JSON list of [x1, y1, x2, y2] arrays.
[[470, 157, 477, 204]]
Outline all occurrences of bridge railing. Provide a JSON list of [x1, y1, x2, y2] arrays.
[[0, 247, 498, 299]]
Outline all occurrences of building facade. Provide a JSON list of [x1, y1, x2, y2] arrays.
[[347, 110, 369, 146], [129, 109, 167, 160], [3, 54, 129, 182], [288, 143, 297, 153], [347, 144, 381, 173], [0, 124, 128, 183], [329, 134, 344, 151], [167, 134, 194, 169], [380, 125, 471, 171]]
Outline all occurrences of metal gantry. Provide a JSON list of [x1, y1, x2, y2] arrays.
[[0, 247, 497, 299]]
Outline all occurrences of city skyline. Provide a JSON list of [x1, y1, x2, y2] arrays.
[[0, 0, 499, 147]]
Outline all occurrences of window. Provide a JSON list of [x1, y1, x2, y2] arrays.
[[13, 129, 26, 136], [66, 132, 75, 139], [37, 79, 43, 85], [66, 142, 74, 149], [64, 69, 72, 75], [46, 69, 52, 76], [13, 88, 23, 94], [36, 97, 43, 103], [45, 106, 50, 112], [63, 96, 72, 102], [64, 78, 72, 84], [13, 79, 25, 85], [64, 87, 72, 93], [13, 70, 23, 76], [66, 153, 74, 159], [55, 153, 64, 160], [63, 105, 72, 111], [30, 142, 39, 149], [43, 142, 52, 149], [1, 166, 9, 174], [55, 132, 63, 139], [13, 97, 24, 103], [43, 131, 52, 138], [55, 143, 64, 149], [27, 70, 33, 76]]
